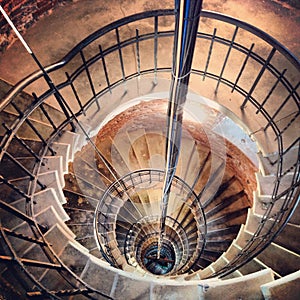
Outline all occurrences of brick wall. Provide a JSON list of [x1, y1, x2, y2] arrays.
[[0, 0, 71, 52]]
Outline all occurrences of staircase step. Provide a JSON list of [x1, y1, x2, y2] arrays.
[[53, 131, 80, 161], [44, 223, 73, 255], [5, 221, 41, 256], [113, 131, 140, 171], [58, 241, 90, 276], [257, 243, 300, 277], [40, 156, 65, 187], [256, 173, 294, 196], [80, 256, 117, 295], [37, 171, 66, 204], [127, 129, 150, 169], [151, 281, 200, 300], [144, 130, 165, 169], [21, 243, 56, 279], [176, 137, 200, 186], [47, 142, 70, 173], [274, 223, 300, 254], [0, 111, 54, 139], [35, 206, 75, 240], [32, 188, 69, 222], [38, 269, 74, 293], [260, 270, 300, 300], [258, 146, 298, 176], [205, 269, 274, 300]]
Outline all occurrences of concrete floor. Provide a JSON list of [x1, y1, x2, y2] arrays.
[[0, 0, 299, 87]]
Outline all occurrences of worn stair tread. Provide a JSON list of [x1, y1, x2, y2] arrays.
[[44, 223, 73, 255], [37, 171, 66, 204], [32, 188, 69, 222], [204, 269, 274, 300], [127, 128, 150, 169], [144, 130, 165, 170], [5, 221, 41, 256], [35, 205, 75, 239], [256, 172, 294, 196], [0, 110, 54, 139], [257, 243, 300, 277], [258, 147, 298, 176], [47, 142, 70, 173], [40, 156, 65, 186], [58, 241, 90, 276], [260, 270, 300, 300], [53, 130, 81, 160]]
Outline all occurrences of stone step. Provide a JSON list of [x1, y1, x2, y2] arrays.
[[274, 223, 300, 255], [256, 172, 294, 197], [32, 188, 69, 222], [38, 269, 75, 294], [0, 197, 35, 230], [47, 142, 70, 173], [257, 243, 300, 277], [5, 221, 42, 257], [0, 110, 54, 140], [144, 130, 165, 169], [58, 240, 90, 277], [288, 201, 300, 225], [21, 242, 57, 279], [44, 223, 73, 256], [39, 156, 65, 187], [204, 269, 274, 300], [127, 128, 150, 169], [35, 206, 75, 240], [261, 270, 300, 300], [1, 176, 32, 204], [253, 191, 285, 218], [113, 131, 140, 172], [80, 256, 119, 296], [53, 130, 80, 161], [258, 146, 298, 176], [0, 80, 66, 127], [176, 137, 200, 186], [37, 171, 65, 204]]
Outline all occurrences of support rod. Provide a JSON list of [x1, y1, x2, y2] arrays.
[[158, 0, 203, 258]]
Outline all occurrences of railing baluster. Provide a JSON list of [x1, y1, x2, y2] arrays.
[[256, 69, 287, 114], [39, 103, 57, 131], [203, 28, 217, 81], [215, 26, 239, 92], [80, 50, 100, 110], [99, 45, 111, 93], [115, 28, 126, 88], [135, 29, 141, 76], [154, 15, 158, 85], [241, 47, 276, 109], [231, 43, 255, 92], [65, 72, 86, 116], [264, 81, 299, 131]]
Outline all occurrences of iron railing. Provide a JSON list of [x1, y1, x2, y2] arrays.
[[0, 8, 299, 297]]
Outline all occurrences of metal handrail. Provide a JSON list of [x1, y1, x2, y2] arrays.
[[0, 9, 299, 296]]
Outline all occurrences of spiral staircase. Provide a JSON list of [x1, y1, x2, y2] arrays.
[[0, 6, 299, 300]]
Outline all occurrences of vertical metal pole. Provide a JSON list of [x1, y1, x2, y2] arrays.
[[157, 0, 203, 258]]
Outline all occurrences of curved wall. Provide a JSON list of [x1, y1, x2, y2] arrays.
[[0, 0, 71, 51]]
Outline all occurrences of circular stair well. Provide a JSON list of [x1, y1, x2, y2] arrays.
[[0, 6, 299, 300]]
